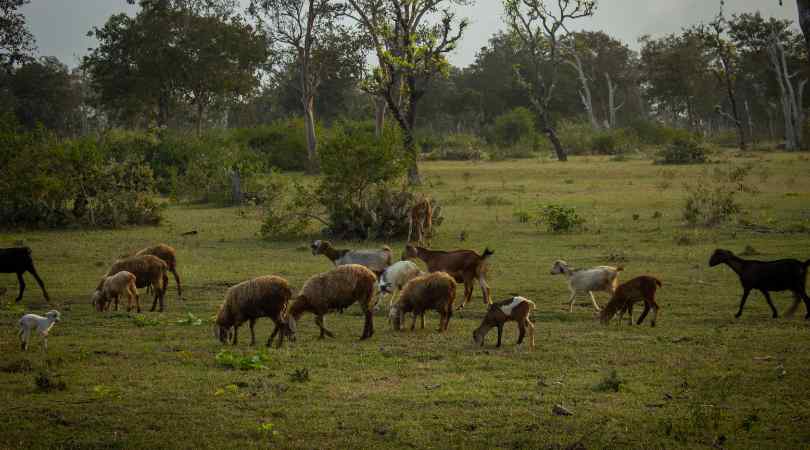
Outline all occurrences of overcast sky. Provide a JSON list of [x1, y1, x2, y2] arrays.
[[23, 0, 799, 69]]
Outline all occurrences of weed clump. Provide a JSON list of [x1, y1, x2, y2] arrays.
[[34, 371, 67, 392], [215, 350, 270, 370], [537, 204, 585, 233], [658, 139, 708, 165], [289, 368, 310, 383], [593, 369, 624, 392]]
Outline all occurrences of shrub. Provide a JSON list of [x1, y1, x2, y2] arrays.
[[536, 204, 585, 233], [232, 118, 311, 171], [683, 182, 741, 227], [215, 350, 270, 370], [658, 139, 708, 165], [626, 119, 696, 146], [491, 107, 535, 148], [424, 133, 484, 161], [556, 120, 595, 155], [591, 128, 639, 155], [0, 124, 163, 229], [593, 369, 624, 393]]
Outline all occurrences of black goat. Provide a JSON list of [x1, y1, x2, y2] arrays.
[[0, 247, 50, 302], [709, 249, 810, 319]]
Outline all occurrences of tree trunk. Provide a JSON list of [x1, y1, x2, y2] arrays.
[[769, 35, 803, 149], [798, 0, 810, 64], [605, 73, 624, 129], [405, 87, 421, 185], [303, 94, 319, 173], [374, 96, 386, 138], [157, 91, 170, 128], [565, 54, 599, 130], [231, 168, 242, 205], [196, 101, 204, 137], [544, 126, 567, 161], [745, 100, 756, 145]]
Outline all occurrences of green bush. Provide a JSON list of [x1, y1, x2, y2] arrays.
[[536, 204, 585, 233], [556, 120, 595, 155], [491, 107, 535, 148], [423, 133, 484, 161], [0, 122, 162, 229], [626, 119, 696, 146], [709, 130, 740, 148], [658, 138, 708, 165], [232, 118, 312, 171], [591, 128, 639, 155]]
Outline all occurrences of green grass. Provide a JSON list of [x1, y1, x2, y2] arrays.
[[2, 153, 810, 449]]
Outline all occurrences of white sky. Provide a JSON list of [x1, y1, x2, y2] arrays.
[[23, 0, 799, 69]]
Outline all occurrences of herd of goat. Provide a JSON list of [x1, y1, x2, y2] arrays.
[[3, 240, 810, 351]]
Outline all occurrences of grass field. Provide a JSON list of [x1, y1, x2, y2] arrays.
[[2, 152, 810, 449]]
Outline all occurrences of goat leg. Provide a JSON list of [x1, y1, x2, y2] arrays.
[[517, 321, 526, 346], [316, 315, 335, 339], [762, 290, 778, 319], [637, 303, 651, 325], [15, 272, 25, 302], [526, 319, 535, 349], [360, 311, 374, 340], [478, 276, 491, 305], [735, 289, 751, 319], [28, 266, 50, 302], [567, 291, 577, 313], [588, 291, 601, 312]]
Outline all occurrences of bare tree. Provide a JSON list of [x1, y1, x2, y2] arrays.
[[249, 0, 361, 173], [503, 0, 596, 161], [779, 0, 810, 63], [346, 0, 470, 184], [562, 42, 600, 130], [768, 31, 807, 149]]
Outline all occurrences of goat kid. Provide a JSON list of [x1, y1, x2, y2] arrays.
[[18, 310, 61, 351], [599, 276, 662, 327], [472, 296, 535, 348]]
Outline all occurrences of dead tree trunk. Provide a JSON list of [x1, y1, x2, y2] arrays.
[[605, 73, 624, 129], [565, 51, 599, 130], [768, 34, 807, 150]]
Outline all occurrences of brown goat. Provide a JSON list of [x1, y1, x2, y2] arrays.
[[473, 296, 535, 348], [407, 196, 433, 246], [136, 243, 182, 299], [99, 255, 168, 312], [402, 244, 493, 309], [286, 265, 377, 340], [215, 275, 293, 347], [600, 276, 662, 327], [390, 272, 457, 332]]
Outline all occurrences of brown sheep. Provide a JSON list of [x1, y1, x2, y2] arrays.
[[600, 276, 662, 327], [472, 296, 535, 348], [389, 272, 457, 332], [215, 275, 293, 347], [92, 271, 140, 313], [99, 255, 168, 312], [286, 265, 377, 341], [402, 244, 493, 309], [136, 244, 182, 299]]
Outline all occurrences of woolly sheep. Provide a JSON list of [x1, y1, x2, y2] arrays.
[[286, 265, 377, 341], [135, 243, 182, 299], [100, 255, 168, 312], [92, 271, 140, 312], [389, 272, 457, 332], [215, 275, 293, 347], [377, 260, 424, 311]]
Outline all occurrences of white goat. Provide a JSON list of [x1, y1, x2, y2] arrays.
[[18, 310, 61, 351], [550, 260, 622, 312], [376, 260, 424, 311]]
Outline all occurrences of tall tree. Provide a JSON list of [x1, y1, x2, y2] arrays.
[[0, 0, 35, 70], [503, 0, 596, 161], [778, 0, 810, 63], [249, 0, 362, 173], [8, 57, 83, 134], [346, 0, 470, 184]]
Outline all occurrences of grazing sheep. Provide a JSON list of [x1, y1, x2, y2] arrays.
[[473, 296, 536, 348], [100, 255, 168, 312], [377, 260, 424, 310], [135, 244, 182, 299], [215, 275, 293, 347], [550, 260, 622, 312], [402, 244, 493, 309], [600, 276, 662, 327], [709, 249, 810, 319], [389, 272, 457, 332], [0, 247, 50, 302], [310, 240, 392, 276], [18, 310, 61, 351], [286, 265, 377, 341], [92, 271, 140, 312]]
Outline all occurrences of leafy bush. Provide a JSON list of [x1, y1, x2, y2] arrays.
[[681, 165, 756, 227], [709, 130, 740, 148], [491, 107, 535, 148], [215, 350, 270, 370], [0, 123, 163, 229], [556, 120, 595, 155], [555, 121, 639, 155], [626, 119, 696, 146], [591, 128, 639, 155], [593, 369, 624, 393], [423, 133, 484, 161], [658, 139, 708, 165], [232, 118, 311, 171], [536, 204, 585, 232]]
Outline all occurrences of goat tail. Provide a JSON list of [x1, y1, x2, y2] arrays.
[[481, 248, 494, 259], [653, 277, 663, 288], [616, 265, 625, 272]]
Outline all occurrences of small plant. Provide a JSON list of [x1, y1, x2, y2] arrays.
[[175, 312, 203, 326], [290, 368, 310, 383], [34, 371, 67, 392], [257, 422, 279, 439], [215, 350, 270, 370], [683, 182, 741, 227], [92, 384, 116, 398], [536, 204, 585, 233], [593, 369, 624, 392], [658, 138, 708, 165], [132, 314, 161, 327]]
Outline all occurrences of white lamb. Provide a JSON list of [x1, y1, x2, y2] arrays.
[[376, 260, 424, 312], [18, 310, 61, 351], [550, 260, 623, 312]]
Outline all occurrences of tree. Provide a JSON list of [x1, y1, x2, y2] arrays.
[[0, 0, 35, 70], [7, 57, 83, 134], [249, 0, 363, 173], [84, 0, 264, 130], [503, 0, 596, 161], [688, 9, 747, 149], [778, 0, 810, 63], [346, 0, 470, 184]]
